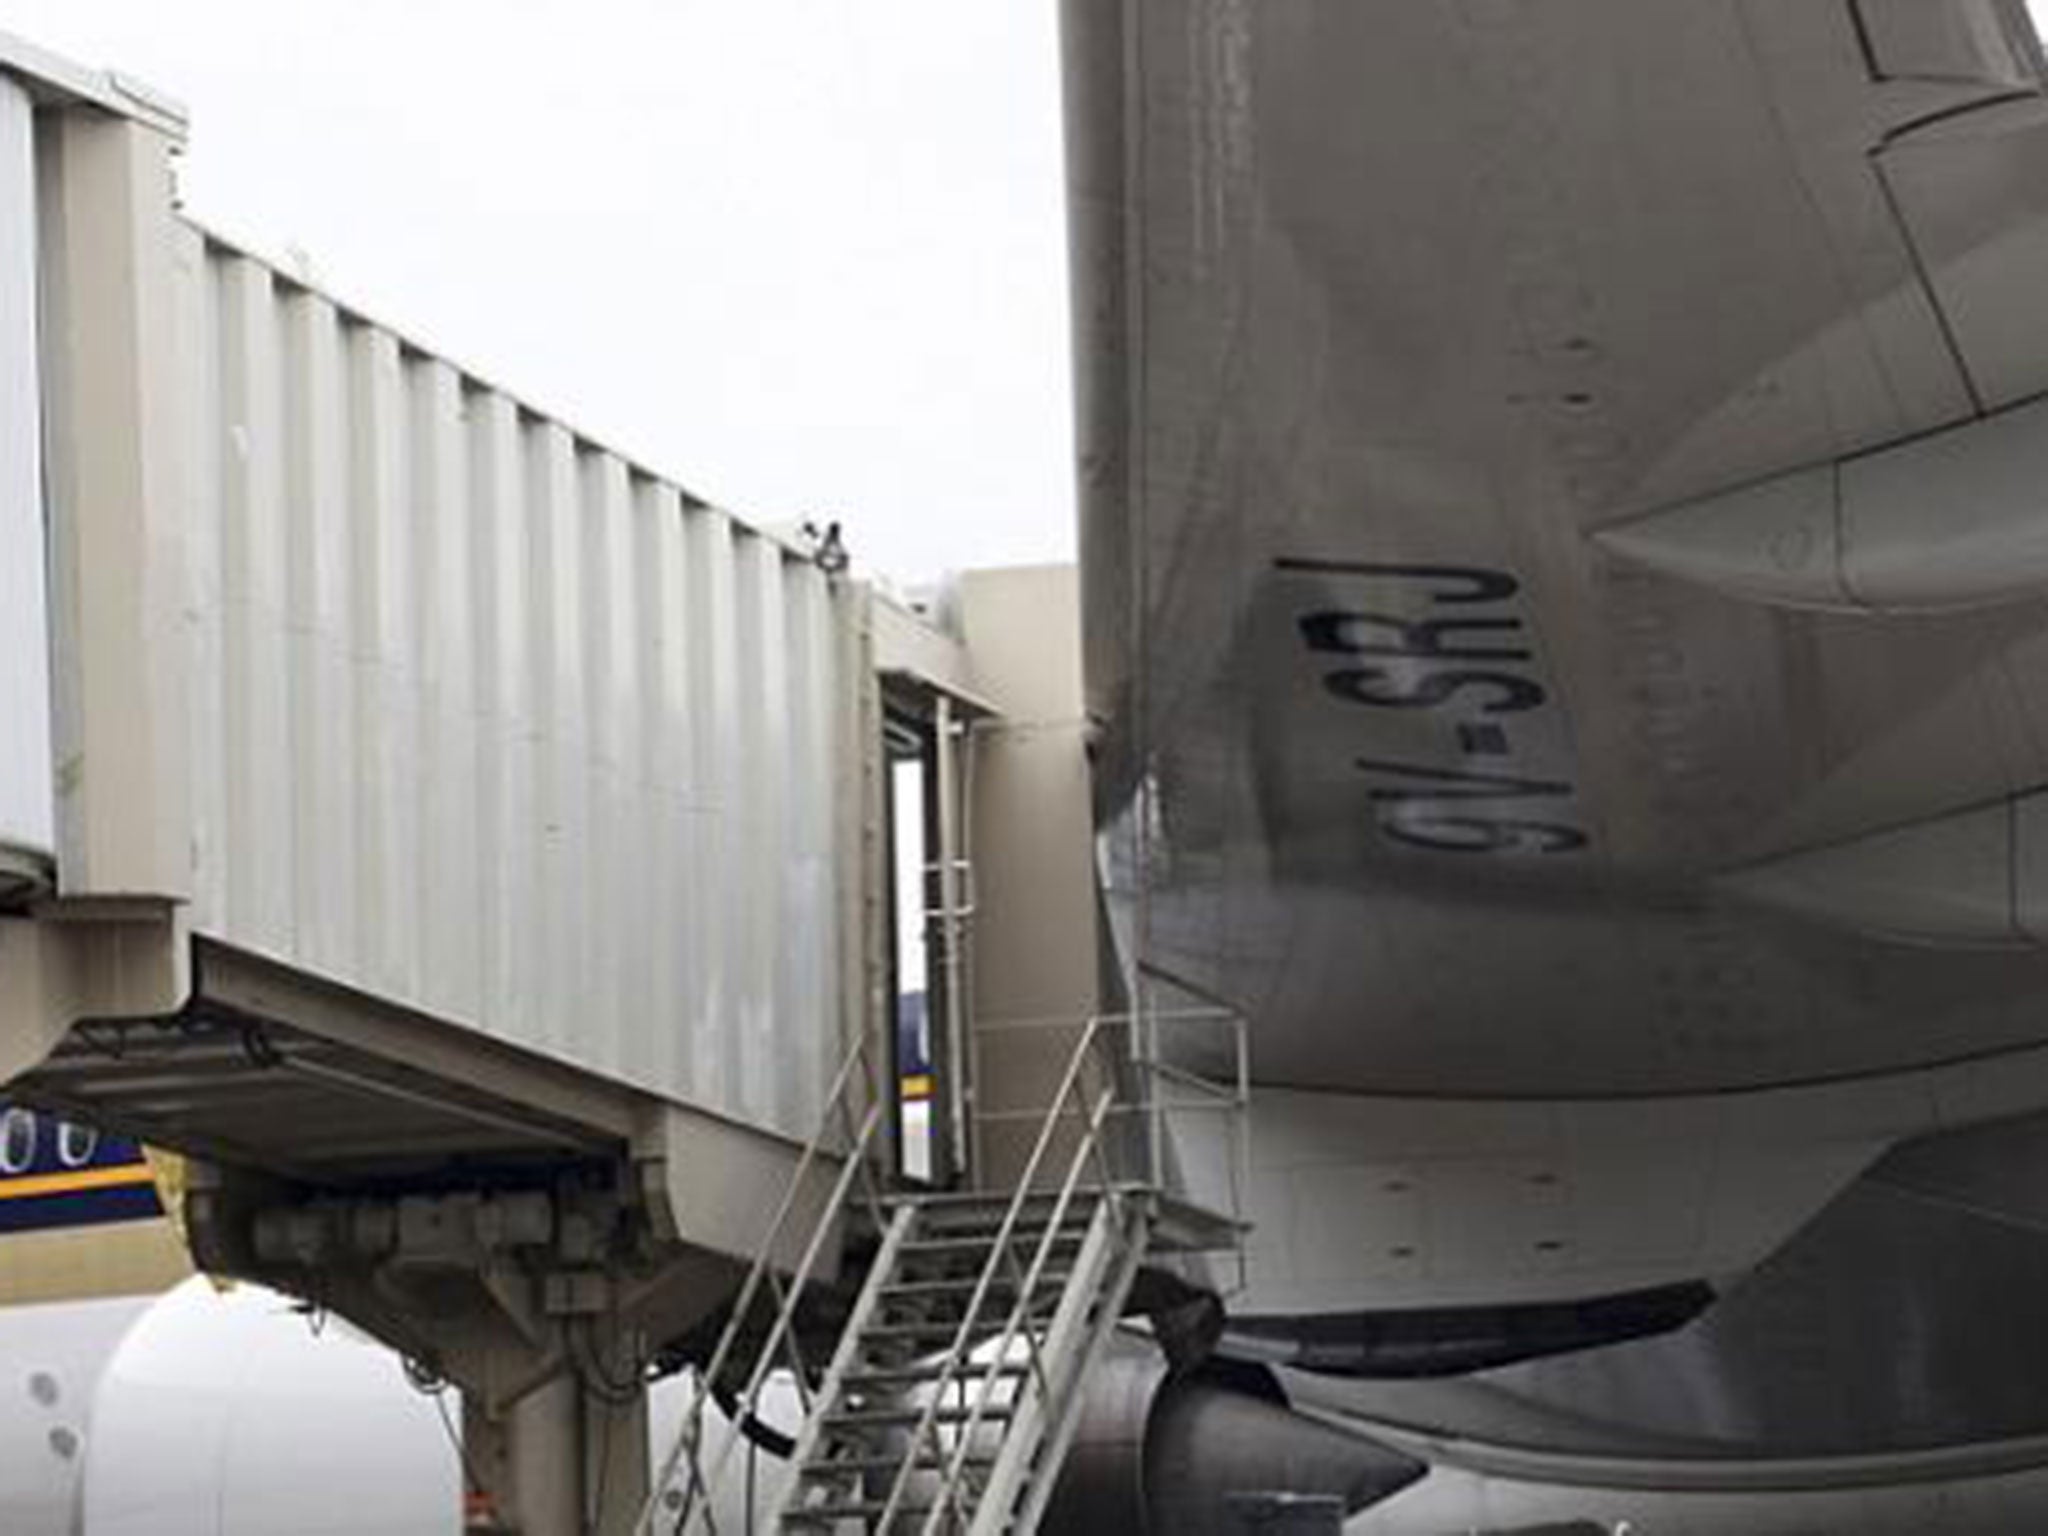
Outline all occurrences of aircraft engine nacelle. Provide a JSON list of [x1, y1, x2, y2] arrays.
[[1041, 1343, 1425, 1535]]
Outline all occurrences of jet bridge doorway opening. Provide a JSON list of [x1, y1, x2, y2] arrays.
[[883, 690, 975, 1191]]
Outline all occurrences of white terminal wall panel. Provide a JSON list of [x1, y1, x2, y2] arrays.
[[160, 228, 842, 1136]]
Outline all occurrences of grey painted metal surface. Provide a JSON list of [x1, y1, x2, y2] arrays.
[[1058, 0, 2048, 1520], [167, 228, 844, 1134], [1066, 0, 2048, 1107], [0, 74, 52, 885]]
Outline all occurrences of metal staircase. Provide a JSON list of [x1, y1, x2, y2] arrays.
[[636, 1009, 1247, 1536], [777, 1184, 1144, 1533]]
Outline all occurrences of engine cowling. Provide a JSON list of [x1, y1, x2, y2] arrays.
[[1042, 1342, 1425, 1534]]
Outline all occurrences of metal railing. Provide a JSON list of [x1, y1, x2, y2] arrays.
[[633, 1030, 890, 1536], [885, 1004, 1251, 1532], [635, 1003, 1249, 1535], [875, 1012, 1126, 1534], [968, 1007, 1251, 1291]]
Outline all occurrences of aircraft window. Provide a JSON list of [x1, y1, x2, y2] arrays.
[[0, 1108, 36, 1175], [57, 1121, 98, 1168]]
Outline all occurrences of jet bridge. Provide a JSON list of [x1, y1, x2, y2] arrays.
[[0, 36, 1007, 1533]]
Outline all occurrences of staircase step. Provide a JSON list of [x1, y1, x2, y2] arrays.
[[843, 1360, 1031, 1390], [899, 1233, 1084, 1257], [880, 1271, 1071, 1300], [856, 1313, 1062, 1358], [782, 1498, 941, 1526], [859, 1319, 989, 1344], [907, 1228, 1091, 1254], [912, 1209, 1099, 1237], [798, 1451, 996, 1480], [869, 1317, 1059, 1348], [901, 1189, 1105, 1213], [822, 1403, 1015, 1431]]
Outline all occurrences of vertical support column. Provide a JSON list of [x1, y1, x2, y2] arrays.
[[932, 691, 973, 1186], [0, 75, 54, 893], [512, 1378, 583, 1536], [579, 1320, 651, 1536], [461, 1364, 648, 1536], [463, 1380, 580, 1536]]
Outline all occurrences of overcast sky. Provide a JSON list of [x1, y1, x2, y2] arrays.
[[7, 4, 2048, 585], [2, 1, 1071, 585]]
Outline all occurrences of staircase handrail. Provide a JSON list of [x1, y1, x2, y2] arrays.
[[634, 1028, 887, 1536], [970, 1006, 1249, 1253], [869, 1012, 1115, 1533], [920, 1081, 1119, 1534]]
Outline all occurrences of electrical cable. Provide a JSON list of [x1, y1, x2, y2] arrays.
[[433, 1389, 493, 1511], [402, 1356, 491, 1513]]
